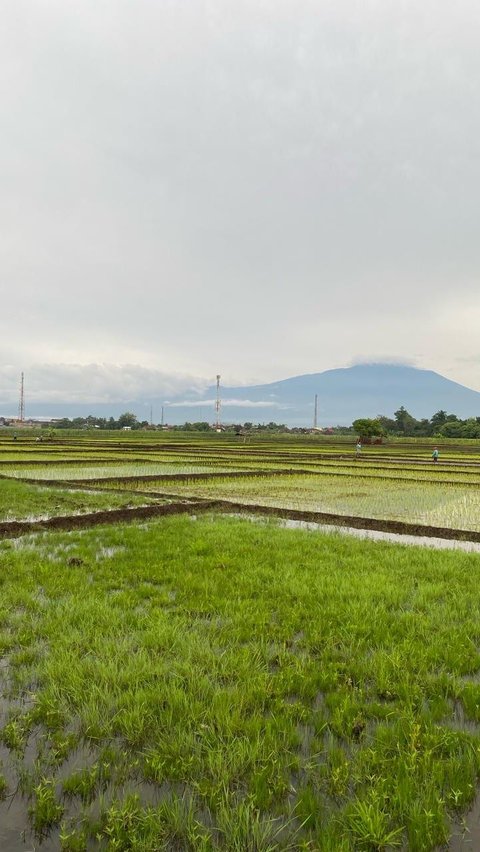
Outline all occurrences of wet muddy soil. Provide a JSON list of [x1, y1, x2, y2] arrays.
[[1, 497, 480, 546], [213, 501, 480, 543], [0, 500, 212, 539]]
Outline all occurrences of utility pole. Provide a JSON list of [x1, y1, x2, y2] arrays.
[[215, 374, 221, 430], [314, 394, 318, 430], [150, 405, 153, 426], [161, 406, 164, 427], [18, 372, 25, 423]]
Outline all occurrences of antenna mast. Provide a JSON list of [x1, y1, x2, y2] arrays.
[[313, 394, 318, 429], [215, 374, 221, 430], [18, 372, 25, 423]]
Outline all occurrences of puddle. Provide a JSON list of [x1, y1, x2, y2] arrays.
[[278, 518, 480, 553], [449, 790, 480, 849], [0, 740, 61, 851], [219, 510, 480, 551], [296, 723, 315, 758], [0, 735, 168, 851], [0, 801, 59, 851], [96, 546, 125, 561], [446, 700, 480, 736]]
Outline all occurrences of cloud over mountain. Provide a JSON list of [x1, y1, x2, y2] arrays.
[[0, 363, 207, 407], [4, 363, 480, 426], [2, 2, 480, 391]]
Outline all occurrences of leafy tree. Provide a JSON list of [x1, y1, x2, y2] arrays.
[[462, 419, 480, 438], [117, 412, 138, 429], [352, 418, 384, 437], [430, 410, 448, 429], [394, 406, 418, 434], [440, 418, 480, 438], [377, 415, 397, 433]]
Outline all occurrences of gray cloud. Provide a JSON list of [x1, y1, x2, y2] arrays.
[[0, 363, 207, 405], [168, 398, 283, 408], [2, 0, 480, 397]]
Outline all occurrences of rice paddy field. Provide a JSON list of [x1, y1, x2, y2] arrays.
[[2, 430, 480, 849]]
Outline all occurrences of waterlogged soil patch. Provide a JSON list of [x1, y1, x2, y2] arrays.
[[0, 515, 480, 847], [5, 463, 254, 482], [0, 499, 214, 540], [215, 501, 480, 543], [126, 471, 480, 533], [0, 478, 159, 523], [3, 496, 480, 547], [275, 517, 480, 552], [449, 791, 480, 850]]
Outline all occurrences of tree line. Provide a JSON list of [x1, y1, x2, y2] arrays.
[[46, 408, 480, 438], [52, 415, 289, 432], [354, 408, 480, 439]]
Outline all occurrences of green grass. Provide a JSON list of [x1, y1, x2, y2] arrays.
[[2, 433, 480, 848], [1, 514, 480, 848], [100, 471, 480, 532], [0, 478, 159, 521], [0, 462, 248, 481]]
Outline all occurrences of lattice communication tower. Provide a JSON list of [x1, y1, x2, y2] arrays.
[[215, 374, 221, 430], [18, 372, 25, 423]]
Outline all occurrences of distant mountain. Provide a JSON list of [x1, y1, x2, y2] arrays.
[[13, 364, 480, 426], [166, 364, 480, 427]]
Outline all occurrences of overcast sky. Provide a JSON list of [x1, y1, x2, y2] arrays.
[[2, 0, 480, 406]]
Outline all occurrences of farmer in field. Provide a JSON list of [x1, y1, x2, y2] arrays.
[[432, 447, 439, 463], [355, 440, 362, 457]]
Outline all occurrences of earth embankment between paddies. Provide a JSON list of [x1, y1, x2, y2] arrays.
[[1, 498, 480, 543]]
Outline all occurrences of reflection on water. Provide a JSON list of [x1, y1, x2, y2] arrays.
[[449, 791, 480, 849], [223, 513, 480, 553], [280, 518, 480, 552]]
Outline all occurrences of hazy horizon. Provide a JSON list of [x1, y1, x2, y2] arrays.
[[2, 2, 480, 406], [5, 362, 480, 427]]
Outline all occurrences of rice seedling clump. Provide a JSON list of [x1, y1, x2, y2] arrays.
[[0, 513, 480, 849]]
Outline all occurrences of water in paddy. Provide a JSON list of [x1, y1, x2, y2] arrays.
[[281, 519, 480, 552], [449, 792, 480, 849], [2, 514, 479, 848], [222, 512, 480, 552]]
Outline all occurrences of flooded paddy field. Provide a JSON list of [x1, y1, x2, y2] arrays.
[[0, 479, 160, 524], [1, 431, 480, 848], [98, 471, 480, 534]]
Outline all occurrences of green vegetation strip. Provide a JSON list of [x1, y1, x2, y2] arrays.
[[98, 472, 480, 533], [1, 515, 480, 849], [0, 500, 214, 539], [0, 464, 248, 481], [0, 479, 159, 523], [1, 497, 480, 544], [8, 468, 298, 484]]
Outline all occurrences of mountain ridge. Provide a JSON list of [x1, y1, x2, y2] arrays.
[[199, 364, 480, 426], [14, 363, 480, 426]]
